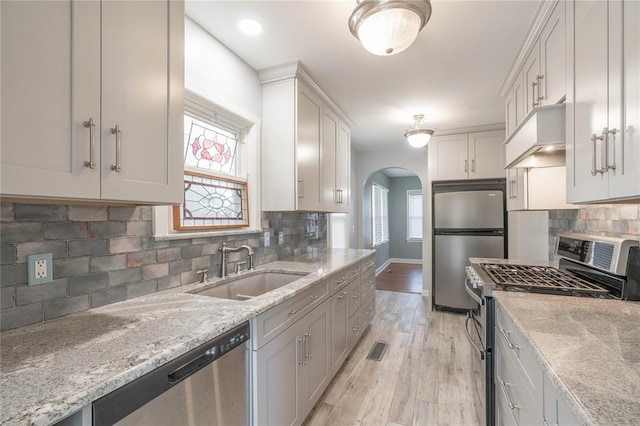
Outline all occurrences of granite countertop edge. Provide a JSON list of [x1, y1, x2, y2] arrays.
[[0, 248, 375, 426]]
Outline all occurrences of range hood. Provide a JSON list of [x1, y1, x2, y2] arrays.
[[504, 104, 565, 168]]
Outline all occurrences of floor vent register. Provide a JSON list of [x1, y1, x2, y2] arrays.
[[367, 341, 388, 361]]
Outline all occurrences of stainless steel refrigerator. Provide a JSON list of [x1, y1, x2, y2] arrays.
[[432, 181, 506, 311]]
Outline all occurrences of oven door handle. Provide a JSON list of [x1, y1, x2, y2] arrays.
[[465, 311, 485, 361]]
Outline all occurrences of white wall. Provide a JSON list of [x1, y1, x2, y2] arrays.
[[185, 17, 262, 119], [354, 146, 430, 299]]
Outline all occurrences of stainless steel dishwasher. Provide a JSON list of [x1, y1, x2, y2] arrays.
[[93, 321, 250, 426]]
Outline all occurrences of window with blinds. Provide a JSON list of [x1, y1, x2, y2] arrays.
[[372, 183, 389, 247], [407, 190, 423, 240]]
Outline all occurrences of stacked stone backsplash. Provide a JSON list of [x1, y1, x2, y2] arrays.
[[548, 204, 640, 258], [0, 203, 326, 331]]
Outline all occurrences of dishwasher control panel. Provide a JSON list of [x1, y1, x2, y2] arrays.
[[217, 322, 250, 357]]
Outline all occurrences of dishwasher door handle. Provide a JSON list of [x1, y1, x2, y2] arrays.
[[167, 349, 216, 383]]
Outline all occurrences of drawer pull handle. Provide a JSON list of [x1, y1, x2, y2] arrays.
[[498, 325, 519, 351], [352, 291, 359, 299], [289, 295, 318, 316], [499, 379, 520, 411], [353, 268, 360, 274], [337, 291, 348, 300], [336, 276, 347, 284]]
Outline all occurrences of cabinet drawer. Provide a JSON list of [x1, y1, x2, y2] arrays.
[[360, 271, 375, 301], [347, 277, 362, 318], [496, 334, 542, 426], [330, 269, 355, 293], [252, 280, 329, 349], [361, 291, 375, 328], [347, 309, 362, 351], [361, 256, 375, 274], [496, 304, 543, 409]]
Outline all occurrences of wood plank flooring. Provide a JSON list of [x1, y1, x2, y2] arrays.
[[303, 290, 483, 426], [375, 264, 423, 294]]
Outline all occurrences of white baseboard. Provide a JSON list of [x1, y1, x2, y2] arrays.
[[422, 290, 430, 298], [375, 259, 392, 276], [389, 258, 423, 265]]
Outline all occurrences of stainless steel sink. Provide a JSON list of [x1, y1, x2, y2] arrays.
[[193, 272, 307, 301]]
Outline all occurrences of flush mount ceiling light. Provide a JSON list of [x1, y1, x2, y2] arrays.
[[404, 114, 434, 148], [348, 0, 432, 56], [238, 19, 263, 36]]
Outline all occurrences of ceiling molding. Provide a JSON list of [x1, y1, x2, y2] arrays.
[[432, 122, 505, 137], [498, 0, 559, 99]]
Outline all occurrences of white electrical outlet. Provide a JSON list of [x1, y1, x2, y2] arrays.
[[278, 231, 284, 245], [28, 253, 53, 285], [264, 231, 270, 247]]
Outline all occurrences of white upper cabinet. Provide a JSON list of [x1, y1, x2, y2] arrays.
[[503, 0, 566, 140], [261, 63, 351, 212], [0, 0, 184, 204], [540, 1, 566, 105], [429, 130, 505, 181], [566, 0, 640, 203]]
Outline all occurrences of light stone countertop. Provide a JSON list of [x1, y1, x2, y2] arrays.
[[494, 291, 640, 426], [0, 249, 375, 426]]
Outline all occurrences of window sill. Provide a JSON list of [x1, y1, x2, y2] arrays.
[[373, 240, 390, 248], [406, 238, 423, 243], [154, 228, 263, 241]]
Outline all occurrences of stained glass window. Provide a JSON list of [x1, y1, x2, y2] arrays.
[[183, 114, 238, 175], [174, 172, 249, 230]]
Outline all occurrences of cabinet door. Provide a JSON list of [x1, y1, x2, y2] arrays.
[[469, 130, 506, 179], [540, 0, 566, 105], [428, 134, 469, 180], [100, 0, 183, 203], [296, 81, 323, 211], [513, 73, 526, 128], [505, 87, 517, 137], [609, 0, 640, 199], [331, 290, 349, 376], [322, 107, 339, 211], [336, 121, 351, 213], [506, 168, 527, 211], [1, 0, 100, 199], [300, 300, 331, 416], [566, 0, 610, 203], [254, 322, 302, 426], [523, 40, 542, 115]]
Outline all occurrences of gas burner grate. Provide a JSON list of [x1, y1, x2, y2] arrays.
[[480, 263, 609, 296]]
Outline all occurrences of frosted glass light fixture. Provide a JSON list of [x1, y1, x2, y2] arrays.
[[348, 0, 432, 56], [404, 114, 434, 148]]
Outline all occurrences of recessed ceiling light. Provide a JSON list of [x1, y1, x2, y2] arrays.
[[238, 19, 262, 36]]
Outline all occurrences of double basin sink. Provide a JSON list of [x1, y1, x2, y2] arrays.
[[192, 271, 308, 301]]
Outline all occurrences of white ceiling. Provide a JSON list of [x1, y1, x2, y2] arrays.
[[185, 0, 540, 152]]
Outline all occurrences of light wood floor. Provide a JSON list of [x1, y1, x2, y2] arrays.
[[375, 263, 423, 294], [303, 290, 484, 426]]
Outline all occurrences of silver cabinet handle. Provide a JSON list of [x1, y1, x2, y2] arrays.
[[306, 332, 312, 360], [352, 291, 359, 300], [288, 295, 317, 316], [591, 133, 604, 176], [337, 290, 348, 300], [604, 127, 617, 171], [83, 118, 96, 169], [471, 158, 476, 173], [536, 74, 545, 103], [352, 318, 360, 332], [298, 179, 304, 199], [298, 337, 305, 365], [499, 379, 520, 410], [352, 268, 360, 275], [465, 312, 485, 361], [531, 80, 539, 108], [110, 125, 122, 172], [336, 276, 347, 285], [498, 325, 519, 350], [464, 159, 469, 173]]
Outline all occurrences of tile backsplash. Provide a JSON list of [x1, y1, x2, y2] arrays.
[[548, 204, 640, 257], [0, 203, 326, 331]]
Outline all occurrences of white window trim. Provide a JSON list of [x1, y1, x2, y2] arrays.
[[372, 182, 389, 247], [406, 189, 423, 242], [153, 90, 261, 240]]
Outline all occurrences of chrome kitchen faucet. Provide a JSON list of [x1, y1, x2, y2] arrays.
[[219, 242, 255, 278]]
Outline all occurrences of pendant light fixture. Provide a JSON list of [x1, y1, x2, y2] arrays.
[[348, 0, 432, 56], [404, 114, 434, 148]]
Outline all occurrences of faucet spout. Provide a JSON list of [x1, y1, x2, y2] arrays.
[[219, 243, 255, 278]]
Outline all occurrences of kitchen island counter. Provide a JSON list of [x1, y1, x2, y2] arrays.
[[494, 291, 640, 426], [0, 249, 374, 426]]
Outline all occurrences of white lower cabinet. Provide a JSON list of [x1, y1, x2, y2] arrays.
[[330, 286, 349, 376], [253, 298, 330, 426], [543, 374, 580, 426]]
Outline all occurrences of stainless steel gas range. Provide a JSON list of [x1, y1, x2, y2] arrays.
[[464, 232, 640, 426]]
